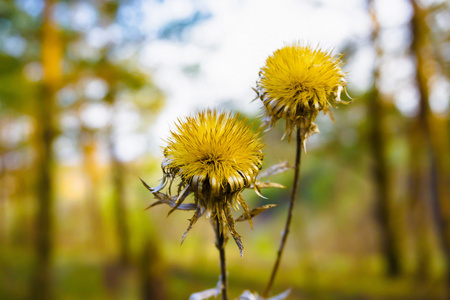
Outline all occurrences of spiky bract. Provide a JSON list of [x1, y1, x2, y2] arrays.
[[255, 43, 347, 145], [152, 109, 264, 256]]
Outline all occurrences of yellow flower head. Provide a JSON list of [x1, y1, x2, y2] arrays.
[[255, 43, 347, 146], [150, 109, 264, 256]]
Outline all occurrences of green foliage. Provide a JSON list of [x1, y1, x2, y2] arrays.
[[0, 54, 35, 112]]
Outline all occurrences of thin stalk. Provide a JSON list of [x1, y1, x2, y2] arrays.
[[214, 215, 228, 300], [264, 129, 302, 297]]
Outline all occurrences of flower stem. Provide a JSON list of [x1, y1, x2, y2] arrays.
[[214, 215, 228, 300], [264, 129, 302, 297]]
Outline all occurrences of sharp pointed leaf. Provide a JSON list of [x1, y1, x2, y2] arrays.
[[235, 204, 278, 222], [257, 161, 291, 179], [253, 184, 268, 199], [254, 182, 285, 189], [222, 206, 244, 257], [146, 191, 197, 211], [167, 185, 191, 216], [181, 207, 203, 244]]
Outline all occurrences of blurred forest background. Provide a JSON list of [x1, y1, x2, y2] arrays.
[[0, 0, 449, 299]]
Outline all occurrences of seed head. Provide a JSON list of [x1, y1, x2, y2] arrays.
[[255, 43, 347, 147], [151, 109, 264, 256]]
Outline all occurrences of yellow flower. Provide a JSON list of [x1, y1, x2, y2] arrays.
[[146, 109, 264, 256], [255, 43, 347, 146]]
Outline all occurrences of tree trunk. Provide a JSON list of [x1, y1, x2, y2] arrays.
[[408, 119, 433, 279], [367, 0, 402, 277], [409, 0, 450, 289], [139, 236, 166, 300], [80, 128, 104, 251], [112, 155, 130, 266], [0, 135, 5, 243], [30, 0, 62, 298], [107, 114, 130, 267]]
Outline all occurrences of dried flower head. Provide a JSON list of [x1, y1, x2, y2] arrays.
[[142, 109, 269, 256], [255, 43, 348, 147]]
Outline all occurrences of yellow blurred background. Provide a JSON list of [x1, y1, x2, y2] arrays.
[[0, 0, 449, 299]]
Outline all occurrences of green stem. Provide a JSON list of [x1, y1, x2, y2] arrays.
[[264, 129, 302, 297], [214, 215, 228, 300]]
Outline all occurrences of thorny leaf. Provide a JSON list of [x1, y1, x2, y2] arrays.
[[189, 278, 222, 300], [140, 175, 166, 193], [238, 194, 253, 229], [253, 183, 267, 199], [181, 206, 204, 245], [140, 178, 197, 211], [223, 205, 244, 258], [141, 170, 283, 255], [257, 161, 291, 179], [238, 289, 291, 300], [167, 184, 191, 216], [251, 181, 285, 200], [145, 192, 197, 211], [140, 177, 153, 192], [235, 204, 278, 222], [252, 182, 285, 190]]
